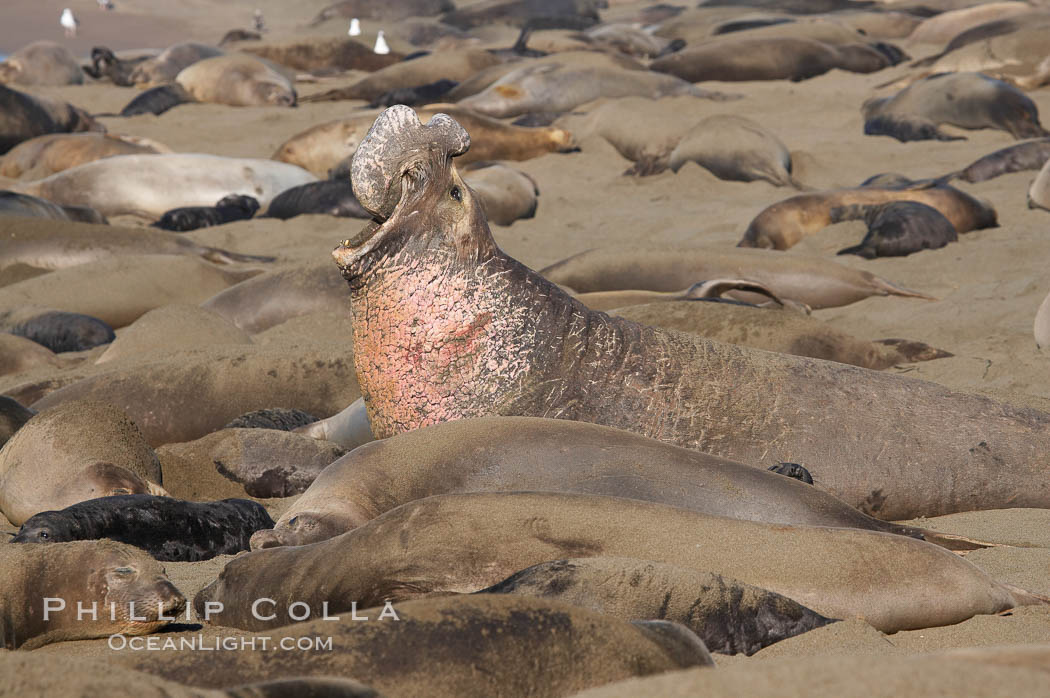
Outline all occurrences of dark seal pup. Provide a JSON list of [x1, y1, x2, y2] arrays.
[[11, 494, 275, 562], [1, 309, 115, 352], [151, 194, 261, 232], [264, 179, 369, 219], [832, 200, 958, 258]]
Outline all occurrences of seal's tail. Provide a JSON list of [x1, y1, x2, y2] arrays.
[[201, 248, 277, 265]]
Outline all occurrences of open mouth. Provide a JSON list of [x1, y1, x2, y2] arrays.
[[332, 218, 385, 270]]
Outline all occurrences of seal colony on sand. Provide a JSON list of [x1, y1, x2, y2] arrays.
[[334, 105, 1050, 520]]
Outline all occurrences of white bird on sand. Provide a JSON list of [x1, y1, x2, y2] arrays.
[[348, 18, 361, 37], [374, 30, 389, 55], [60, 8, 79, 37]]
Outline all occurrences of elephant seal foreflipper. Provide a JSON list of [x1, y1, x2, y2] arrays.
[[151, 194, 261, 232], [739, 184, 995, 250], [201, 491, 1045, 633], [540, 245, 933, 309], [332, 105, 1050, 519], [0, 540, 184, 649], [476, 557, 836, 655], [0, 399, 165, 525], [250, 415, 947, 550], [11, 494, 274, 561], [863, 72, 1049, 142], [832, 200, 958, 258]]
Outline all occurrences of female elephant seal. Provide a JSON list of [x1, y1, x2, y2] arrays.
[[863, 72, 1049, 142], [540, 245, 932, 308], [0, 400, 165, 525], [0, 132, 171, 179], [0, 41, 84, 86], [0, 540, 184, 649], [12, 494, 274, 561], [129, 41, 225, 85], [944, 137, 1050, 183], [478, 557, 836, 655], [0, 190, 107, 223], [202, 492, 1044, 633], [0, 84, 102, 154], [668, 114, 802, 187], [175, 55, 296, 107], [739, 183, 996, 250], [252, 416, 948, 550], [334, 106, 1050, 519]]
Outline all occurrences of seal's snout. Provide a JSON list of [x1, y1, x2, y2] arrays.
[[351, 104, 471, 220], [250, 528, 282, 550]]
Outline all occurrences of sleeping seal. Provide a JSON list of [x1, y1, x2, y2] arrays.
[[151, 194, 261, 232], [12, 495, 275, 561], [832, 200, 958, 257], [0, 41, 84, 86]]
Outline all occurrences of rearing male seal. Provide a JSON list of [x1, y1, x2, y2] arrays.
[[332, 105, 1050, 519]]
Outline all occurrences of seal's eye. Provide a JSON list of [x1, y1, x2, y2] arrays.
[[38, 530, 50, 540], [114, 567, 135, 576], [449, 185, 462, 202]]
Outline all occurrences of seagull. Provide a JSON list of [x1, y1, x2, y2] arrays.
[[374, 30, 389, 55], [60, 8, 79, 37], [97, 0, 114, 9], [253, 9, 266, 32], [348, 18, 361, 37]]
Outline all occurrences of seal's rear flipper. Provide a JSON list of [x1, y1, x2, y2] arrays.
[[836, 242, 877, 259], [119, 84, 193, 117], [864, 115, 965, 143]]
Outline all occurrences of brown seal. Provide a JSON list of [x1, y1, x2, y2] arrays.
[[0, 399, 165, 525], [175, 55, 296, 107], [251, 416, 946, 550], [540, 245, 933, 309], [332, 106, 1050, 519], [241, 37, 403, 72], [200, 491, 1044, 633], [738, 183, 996, 250], [0, 83, 102, 154], [0, 540, 184, 649], [0, 132, 171, 179]]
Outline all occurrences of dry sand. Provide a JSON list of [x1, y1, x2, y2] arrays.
[[2, 0, 1049, 692]]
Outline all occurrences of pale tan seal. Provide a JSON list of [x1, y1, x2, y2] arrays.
[[461, 161, 539, 225], [0, 540, 184, 649], [0, 41, 84, 86], [95, 304, 252, 365], [0, 132, 171, 180], [0, 399, 165, 525], [175, 55, 296, 107], [908, 2, 1035, 45], [669, 113, 802, 187]]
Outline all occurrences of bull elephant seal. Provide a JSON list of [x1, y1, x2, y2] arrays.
[[0, 41, 83, 86], [0, 132, 171, 179], [272, 104, 575, 178], [0, 400, 165, 525], [175, 55, 297, 107], [832, 200, 958, 257], [943, 138, 1050, 183], [334, 106, 1050, 519], [12, 494, 274, 561], [540, 245, 933, 308], [129, 41, 225, 85], [10, 153, 317, 219], [151, 194, 261, 232], [264, 179, 369, 219], [668, 114, 802, 187], [739, 184, 996, 250], [0, 84, 102, 154], [1027, 156, 1050, 211], [251, 415, 948, 551], [478, 557, 836, 655], [649, 37, 898, 83], [863, 73, 1049, 141], [202, 491, 1043, 633], [0, 540, 185, 649]]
